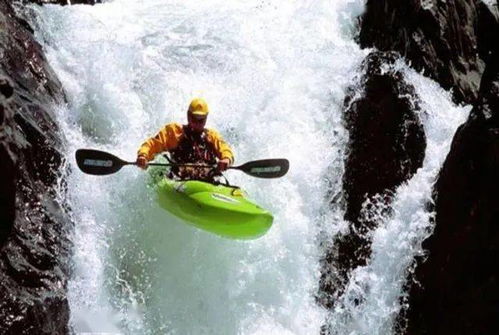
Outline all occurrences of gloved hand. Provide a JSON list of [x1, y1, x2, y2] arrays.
[[217, 158, 231, 172], [136, 155, 149, 170]]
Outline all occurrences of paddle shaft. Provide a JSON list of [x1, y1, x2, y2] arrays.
[[148, 162, 262, 172], [114, 160, 274, 173], [135, 162, 256, 171], [75, 149, 289, 178], [124, 161, 214, 169]]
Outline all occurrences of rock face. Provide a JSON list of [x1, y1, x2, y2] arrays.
[[348, 1, 499, 333], [358, 0, 493, 105], [404, 3, 499, 334], [0, 0, 73, 333], [319, 51, 426, 308], [0, 79, 16, 246], [24, 0, 100, 5]]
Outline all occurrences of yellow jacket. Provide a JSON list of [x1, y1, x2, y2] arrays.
[[137, 123, 234, 163]]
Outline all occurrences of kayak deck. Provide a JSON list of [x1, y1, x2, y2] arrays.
[[156, 178, 273, 239]]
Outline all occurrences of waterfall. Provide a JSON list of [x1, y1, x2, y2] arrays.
[[31, 0, 367, 333]]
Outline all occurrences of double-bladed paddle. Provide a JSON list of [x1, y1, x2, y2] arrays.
[[75, 149, 289, 179]]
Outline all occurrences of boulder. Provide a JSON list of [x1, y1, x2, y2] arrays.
[[319, 51, 426, 307]]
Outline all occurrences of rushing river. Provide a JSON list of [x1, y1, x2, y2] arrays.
[[30, 0, 468, 334]]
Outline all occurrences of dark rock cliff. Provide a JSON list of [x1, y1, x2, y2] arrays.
[[319, 51, 426, 309], [0, 0, 97, 333], [321, 0, 499, 333], [23, 0, 100, 5], [403, 2, 499, 334], [0, 1, 71, 333], [358, 0, 495, 105]]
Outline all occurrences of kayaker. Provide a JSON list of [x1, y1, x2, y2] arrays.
[[136, 98, 234, 182]]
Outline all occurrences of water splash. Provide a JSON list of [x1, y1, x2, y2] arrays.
[[31, 0, 367, 333], [325, 60, 470, 335]]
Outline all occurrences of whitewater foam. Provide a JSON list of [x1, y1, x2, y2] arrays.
[[31, 0, 367, 333]]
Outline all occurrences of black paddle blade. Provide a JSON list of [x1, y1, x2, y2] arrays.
[[75, 149, 129, 175], [235, 159, 290, 178]]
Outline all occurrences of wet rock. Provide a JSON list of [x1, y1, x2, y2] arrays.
[[358, 0, 497, 105], [403, 3, 499, 333], [23, 0, 101, 5], [0, 78, 16, 246], [477, 1, 499, 64], [0, 0, 72, 333], [318, 51, 426, 308], [0, 78, 14, 99]]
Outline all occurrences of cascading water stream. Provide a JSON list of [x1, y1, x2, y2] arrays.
[[325, 63, 471, 334], [29, 0, 471, 334], [31, 0, 367, 333]]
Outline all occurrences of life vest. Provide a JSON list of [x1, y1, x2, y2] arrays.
[[170, 125, 218, 164], [138, 122, 234, 182], [138, 122, 234, 163]]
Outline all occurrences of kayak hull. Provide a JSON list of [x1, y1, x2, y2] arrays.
[[156, 178, 273, 239]]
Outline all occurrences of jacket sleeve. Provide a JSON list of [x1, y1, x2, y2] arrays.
[[207, 129, 234, 164], [137, 123, 182, 161]]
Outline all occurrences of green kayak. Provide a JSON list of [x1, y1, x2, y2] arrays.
[[156, 178, 273, 239]]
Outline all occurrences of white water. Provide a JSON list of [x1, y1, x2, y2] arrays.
[[29, 0, 471, 333], [482, 0, 498, 12], [31, 0, 367, 333], [325, 62, 470, 334]]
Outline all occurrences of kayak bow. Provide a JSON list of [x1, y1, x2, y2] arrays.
[[156, 178, 273, 239]]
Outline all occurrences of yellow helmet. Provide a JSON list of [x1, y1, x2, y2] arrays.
[[187, 98, 209, 116]]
